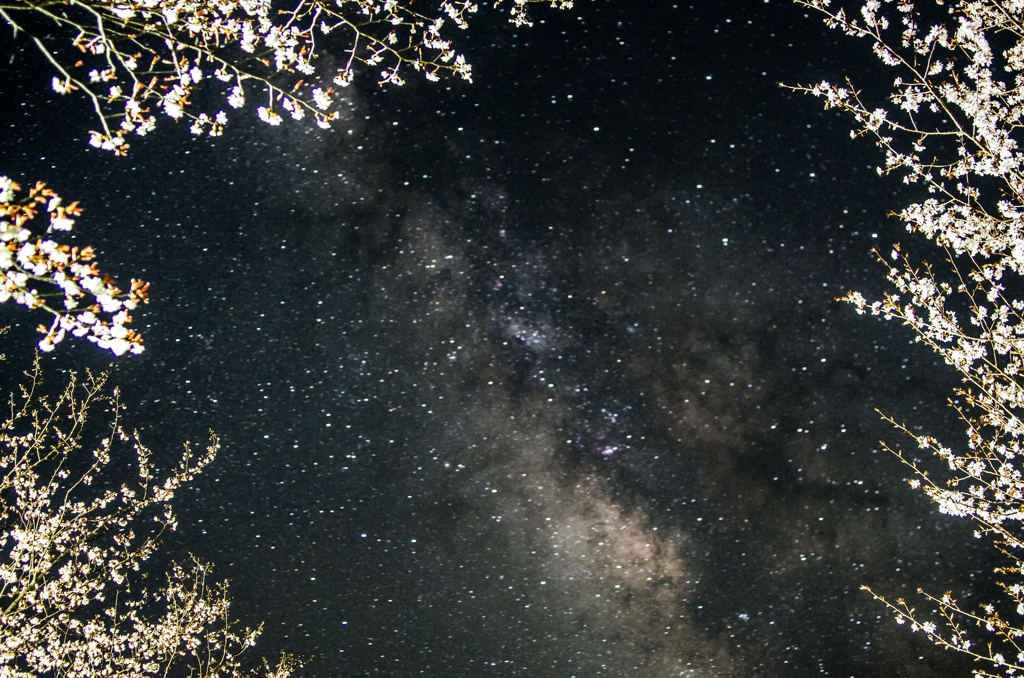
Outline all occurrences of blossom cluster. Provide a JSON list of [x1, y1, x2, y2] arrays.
[[0, 364, 301, 677], [795, 1, 1024, 675], [0, 177, 148, 356], [2, 0, 572, 153]]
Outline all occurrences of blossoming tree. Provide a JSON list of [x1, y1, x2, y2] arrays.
[[1, 0, 572, 154], [0, 360, 301, 677], [793, 0, 1024, 674]]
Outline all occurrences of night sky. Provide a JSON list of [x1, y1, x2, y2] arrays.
[[0, 0, 997, 676]]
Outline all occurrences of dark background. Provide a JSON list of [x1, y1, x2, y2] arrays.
[[0, 1, 992, 676]]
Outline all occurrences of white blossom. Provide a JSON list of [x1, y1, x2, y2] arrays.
[[311, 87, 331, 110], [256, 105, 282, 126], [227, 85, 245, 109], [50, 77, 72, 94]]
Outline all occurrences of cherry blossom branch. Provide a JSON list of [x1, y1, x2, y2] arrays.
[[2, 0, 573, 153], [0, 176, 149, 356]]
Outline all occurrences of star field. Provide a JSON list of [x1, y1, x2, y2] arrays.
[[0, 1, 993, 676]]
